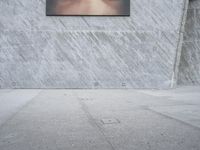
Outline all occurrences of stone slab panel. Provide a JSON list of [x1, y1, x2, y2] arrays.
[[0, 0, 187, 88]]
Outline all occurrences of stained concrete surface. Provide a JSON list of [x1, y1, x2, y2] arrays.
[[0, 86, 200, 150]]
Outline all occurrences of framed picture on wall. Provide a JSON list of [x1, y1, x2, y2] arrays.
[[46, 0, 130, 16]]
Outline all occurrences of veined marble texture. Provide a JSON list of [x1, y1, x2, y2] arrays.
[[178, 0, 200, 86], [0, 0, 188, 88]]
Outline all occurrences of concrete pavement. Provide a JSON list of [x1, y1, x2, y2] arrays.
[[0, 86, 200, 150]]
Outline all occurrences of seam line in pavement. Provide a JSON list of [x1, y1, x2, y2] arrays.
[[0, 90, 43, 130], [147, 107, 200, 131], [79, 100, 116, 150]]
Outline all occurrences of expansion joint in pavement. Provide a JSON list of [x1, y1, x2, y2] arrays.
[[146, 107, 200, 131], [78, 100, 116, 150], [0, 90, 43, 130]]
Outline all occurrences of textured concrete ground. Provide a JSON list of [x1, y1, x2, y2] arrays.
[[0, 86, 200, 150]]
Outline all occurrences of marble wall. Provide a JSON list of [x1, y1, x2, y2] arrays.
[[0, 0, 188, 89], [178, 0, 200, 86]]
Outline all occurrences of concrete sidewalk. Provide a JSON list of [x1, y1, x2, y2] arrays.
[[0, 86, 200, 150]]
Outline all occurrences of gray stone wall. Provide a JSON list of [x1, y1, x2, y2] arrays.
[[178, 0, 200, 85], [0, 0, 187, 89]]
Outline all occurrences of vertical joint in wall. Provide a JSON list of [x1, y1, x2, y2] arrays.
[[171, 0, 189, 88]]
